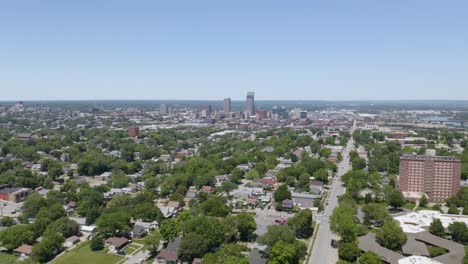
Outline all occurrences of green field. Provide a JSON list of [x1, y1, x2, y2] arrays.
[[51, 242, 123, 264], [0, 253, 18, 264]]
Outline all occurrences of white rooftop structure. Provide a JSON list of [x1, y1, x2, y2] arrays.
[[398, 256, 442, 264], [394, 210, 468, 233]]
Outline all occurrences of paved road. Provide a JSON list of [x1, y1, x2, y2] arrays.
[[309, 122, 355, 264]]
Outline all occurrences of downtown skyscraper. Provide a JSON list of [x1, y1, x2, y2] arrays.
[[246, 92, 255, 117], [224, 97, 231, 113]]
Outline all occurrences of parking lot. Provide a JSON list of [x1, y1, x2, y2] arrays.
[[0, 201, 23, 217], [254, 207, 294, 236]]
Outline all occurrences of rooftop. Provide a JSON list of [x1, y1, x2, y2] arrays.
[[394, 210, 468, 233], [400, 155, 460, 162], [398, 256, 442, 264]]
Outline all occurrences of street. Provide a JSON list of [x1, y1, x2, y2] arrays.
[[308, 122, 355, 264]]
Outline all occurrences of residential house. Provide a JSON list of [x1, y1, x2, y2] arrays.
[[64, 236, 80, 248], [17, 133, 33, 141], [134, 220, 158, 232], [70, 217, 96, 236], [14, 244, 32, 257], [201, 186, 214, 193], [156, 237, 182, 264], [291, 192, 317, 209], [192, 258, 202, 264], [132, 225, 147, 239], [281, 199, 294, 210], [184, 190, 197, 204], [105, 237, 129, 253], [214, 175, 230, 187], [309, 181, 324, 196]]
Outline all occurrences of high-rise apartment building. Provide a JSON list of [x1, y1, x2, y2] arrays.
[[224, 97, 231, 113], [246, 92, 255, 117], [399, 155, 461, 202]]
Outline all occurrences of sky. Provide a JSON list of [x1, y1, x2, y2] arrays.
[[0, 0, 467, 101]]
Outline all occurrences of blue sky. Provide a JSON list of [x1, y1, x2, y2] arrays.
[[1, 0, 467, 100]]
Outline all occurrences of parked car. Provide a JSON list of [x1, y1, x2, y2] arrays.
[[331, 239, 340, 248]]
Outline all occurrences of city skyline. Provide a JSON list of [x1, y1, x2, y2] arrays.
[[1, 1, 468, 100]]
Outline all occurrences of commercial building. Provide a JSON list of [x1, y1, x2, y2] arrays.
[[128, 126, 139, 137], [399, 155, 461, 202], [0, 185, 32, 203], [224, 97, 231, 113], [272, 106, 288, 119], [246, 92, 255, 117]]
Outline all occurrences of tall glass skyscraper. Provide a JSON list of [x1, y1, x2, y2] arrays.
[[246, 92, 255, 117]]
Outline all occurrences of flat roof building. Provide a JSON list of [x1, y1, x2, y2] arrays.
[[399, 155, 461, 202]]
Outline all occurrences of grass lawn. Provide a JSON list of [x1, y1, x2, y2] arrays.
[[124, 244, 140, 255], [403, 202, 416, 211], [51, 242, 123, 264], [0, 253, 18, 264]]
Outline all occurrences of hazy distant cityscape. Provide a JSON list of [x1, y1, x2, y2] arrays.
[[2, 0, 468, 263]]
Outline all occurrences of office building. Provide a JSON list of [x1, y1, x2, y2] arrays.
[[160, 104, 168, 115], [272, 106, 288, 119], [399, 155, 461, 202], [246, 92, 255, 117], [224, 97, 231, 113]]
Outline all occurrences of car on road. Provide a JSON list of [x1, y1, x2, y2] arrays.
[[117, 251, 126, 256]]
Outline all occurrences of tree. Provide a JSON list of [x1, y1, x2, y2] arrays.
[[22, 192, 46, 218], [202, 244, 249, 264], [90, 235, 104, 251], [448, 204, 460, 215], [269, 240, 298, 264], [448, 222, 468, 244], [178, 233, 208, 261], [96, 211, 131, 237], [359, 251, 382, 264], [352, 157, 366, 170], [133, 203, 162, 222], [376, 221, 407, 250], [387, 190, 405, 209], [429, 219, 445, 237], [0, 216, 14, 227], [362, 203, 391, 227], [32, 230, 64, 263], [160, 219, 180, 242], [288, 209, 313, 239], [463, 207, 468, 216], [274, 184, 291, 202], [338, 242, 360, 262], [258, 225, 296, 248], [235, 213, 257, 242], [46, 217, 80, 238], [245, 169, 260, 180], [199, 196, 231, 217], [0, 224, 35, 250], [219, 181, 237, 195], [182, 216, 224, 251], [144, 231, 161, 256], [419, 194, 428, 208]]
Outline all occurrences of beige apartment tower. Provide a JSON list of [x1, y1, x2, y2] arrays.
[[399, 155, 461, 202]]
